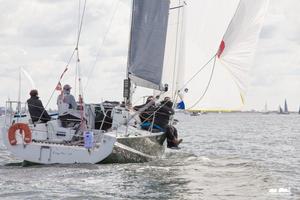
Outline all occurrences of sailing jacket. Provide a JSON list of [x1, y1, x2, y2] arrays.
[[154, 101, 174, 130], [27, 96, 51, 123], [57, 91, 77, 110]]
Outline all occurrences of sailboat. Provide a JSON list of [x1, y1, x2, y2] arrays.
[[278, 105, 283, 114], [278, 99, 289, 114], [262, 102, 269, 114], [1, 0, 269, 164], [2, 0, 171, 164], [283, 99, 289, 114]]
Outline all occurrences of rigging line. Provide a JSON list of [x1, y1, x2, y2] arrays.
[[38, 0, 86, 121], [84, 0, 120, 91], [38, 48, 77, 122], [77, 0, 82, 38], [178, 53, 216, 93], [74, 0, 87, 129], [76, 102, 163, 135], [126, 92, 164, 124], [74, 0, 82, 97], [187, 55, 217, 110], [172, 1, 186, 106], [74, 58, 79, 97], [77, 49, 83, 97], [128, 94, 174, 127], [170, 0, 182, 100], [76, 0, 87, 49]]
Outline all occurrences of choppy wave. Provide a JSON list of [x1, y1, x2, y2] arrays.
[[0, 113, 299, 199]]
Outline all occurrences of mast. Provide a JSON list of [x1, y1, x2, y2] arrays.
[[17, 66, 21, 114], [124, 0, 134, 106]]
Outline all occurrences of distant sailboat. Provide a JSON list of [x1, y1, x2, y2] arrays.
[[283, 99, 289, 114], [278, 99, 289, 114], [262, 102, 269, 114], [278, 105, 283, 114]]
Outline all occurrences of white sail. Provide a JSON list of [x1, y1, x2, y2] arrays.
[[161, 0, 186, 104], [182, 0, 239, 110], [216, 0, 270, 105], [182, 0, 269, 110]]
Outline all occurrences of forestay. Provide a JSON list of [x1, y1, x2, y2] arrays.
[[127, 0, 170, 91]]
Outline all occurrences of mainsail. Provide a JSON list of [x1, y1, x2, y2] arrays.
[[127, 0, 170, 91], [182, 0, 269, 110]]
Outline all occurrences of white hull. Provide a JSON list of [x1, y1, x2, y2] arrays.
[[2, 123, 165, 165], [2, 126, 116, 164], [2, 104, 166, 165]]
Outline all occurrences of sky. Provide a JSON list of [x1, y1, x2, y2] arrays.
[[0, 0, 299, 111]]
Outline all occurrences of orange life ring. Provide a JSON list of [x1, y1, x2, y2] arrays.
[[8, 123, 32, 145]]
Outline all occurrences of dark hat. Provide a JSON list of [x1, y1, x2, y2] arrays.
[[30, 89, 38, 97], [146, 96, 154, 103], [63, 84, 72, 90]]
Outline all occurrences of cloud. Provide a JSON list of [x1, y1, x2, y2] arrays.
[[0, 0, 300, 111], [246, 0, 300, 111]]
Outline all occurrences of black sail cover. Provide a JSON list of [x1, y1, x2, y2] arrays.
[[128, 0, 170, 90]]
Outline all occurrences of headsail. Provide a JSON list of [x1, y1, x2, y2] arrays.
[[161, 0, 187, 105], [217, 0, 270, 104], [127, 0, 170, 91], [183, 0, 269, 110]]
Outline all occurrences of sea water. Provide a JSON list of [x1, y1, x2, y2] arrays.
[[0, 113, 299, 199]]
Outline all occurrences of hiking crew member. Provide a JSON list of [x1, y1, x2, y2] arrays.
[[165, 125, 182, 148], [134, 96, 156, 130], [153, 98, 175, 131], [154, 97, 182, 148]]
